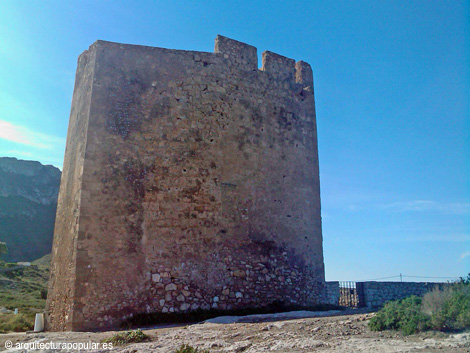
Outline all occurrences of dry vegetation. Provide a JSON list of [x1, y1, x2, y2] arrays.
[[369, 276, 470, 335], [0, 254, 49, 332]]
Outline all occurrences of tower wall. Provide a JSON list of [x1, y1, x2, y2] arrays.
[[47, 35, 325, 331]]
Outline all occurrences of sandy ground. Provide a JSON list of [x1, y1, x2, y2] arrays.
[[1, 309, 469, 352]]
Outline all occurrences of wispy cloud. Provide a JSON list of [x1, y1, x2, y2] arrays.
[[347, 204, 362, 212], [368, 233, 470, 243], [0, 120, 64, 149], [331, 233, 470, 245], [321, 211, 329, 219], [6, 150, 33, 157], [460, 252, 470, 261], [410, 234, 470, 242], [381, 200, 470, 215]]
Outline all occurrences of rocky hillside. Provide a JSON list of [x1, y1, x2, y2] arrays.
[[0, 157, 61, 262]]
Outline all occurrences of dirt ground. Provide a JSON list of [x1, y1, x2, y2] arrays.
[[1, 309, 469, 352]]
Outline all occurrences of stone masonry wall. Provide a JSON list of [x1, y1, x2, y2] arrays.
[[325, 281, 340, 305], [46, 35, 325, 331], [362, 281, 449, 308], [46, 46, 97, 331]]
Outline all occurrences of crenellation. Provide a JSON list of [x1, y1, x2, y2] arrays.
[[295, 60, 314, 88], [214, 35, 258, 71], [261, 50, 296, 82]]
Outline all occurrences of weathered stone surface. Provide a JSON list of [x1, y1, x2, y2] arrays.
[[165, 283, 177, 291], [46, 35, 325, 331], [325, 281, 340, 305], [176, 294, 185, 302], [180, 303, 191, 311]]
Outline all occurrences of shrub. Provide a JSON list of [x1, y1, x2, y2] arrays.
[[421, 286, 453, 317], [0, 313, 34, 333], [369, 296, 431, 335], [370, 275, 470, 335], [102, 328, 149, 345], [450, 285, 470, 329], [458, 274, 470, 286], [174, 344, 210, 353], [426, 284, 470, 331]]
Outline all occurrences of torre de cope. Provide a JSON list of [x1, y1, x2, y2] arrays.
[[46, 35, 325, 331]]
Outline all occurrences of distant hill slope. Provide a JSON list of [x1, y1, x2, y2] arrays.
[[0, 253, 51, 330], [0, 157, 61, 262], [32, 253, 51, 269]]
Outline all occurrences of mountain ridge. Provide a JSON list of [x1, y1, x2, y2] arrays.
[[0, 157, 60, 262]]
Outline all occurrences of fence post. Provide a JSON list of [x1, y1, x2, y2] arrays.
[[356, 282, 365, 308]]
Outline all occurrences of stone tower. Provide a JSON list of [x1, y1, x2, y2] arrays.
[[46, 35, 325, 331]]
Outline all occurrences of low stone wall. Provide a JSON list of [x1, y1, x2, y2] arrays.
[[362, 281, 448, 308], [324, 281, 449, 308], [325, 281, 340, 305], [0, 265, 27, 274]]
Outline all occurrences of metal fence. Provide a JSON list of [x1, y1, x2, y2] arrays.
[[339, 281, 365, 308]]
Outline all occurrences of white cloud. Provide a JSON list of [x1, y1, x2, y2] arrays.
[[460, 252, 470, 261], [384, 200, 436, 211], [0, 120, 64, 149], [381, 200, 470, 215], [412, 234, 470, 242], [367, 233, 470, 244], [321, 211, 330, 219], [7, 150, 33, 157], [347, 204, 361, 212]]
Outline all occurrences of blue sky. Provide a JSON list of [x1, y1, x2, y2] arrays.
[[0, 1, 468, 281]]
